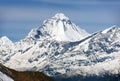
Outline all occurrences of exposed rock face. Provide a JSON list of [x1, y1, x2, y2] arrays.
[[0, 63, 55, 81]]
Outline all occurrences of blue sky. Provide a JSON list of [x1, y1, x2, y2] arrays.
[[0, 0, 120, 42]]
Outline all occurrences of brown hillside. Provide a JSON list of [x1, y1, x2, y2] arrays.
[[0, 63, 55, 81]]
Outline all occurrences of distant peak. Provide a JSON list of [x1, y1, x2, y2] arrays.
[[110, 25, 119, 29], [102, 25, 119, 34], [0, 36, 13, 44], [108, 25, 119, 29], [27, 13, 89, 42], [52, 13, 69, 20], [0, 36, 9, 40]]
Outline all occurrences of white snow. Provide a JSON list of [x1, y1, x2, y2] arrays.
[[0, 72, 14, 81], [27, 13, 89, 42], [0, 36, 13, 45], [102, 25, 117, 34], [52, 13, 69, 20]]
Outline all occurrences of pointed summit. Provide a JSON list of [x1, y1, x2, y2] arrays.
[[0, 36, 13, 45], [102, 25, 119, 34], [0, 36, 10, 41], [52, 13, 69, 20], [27, 13, 89, 42]]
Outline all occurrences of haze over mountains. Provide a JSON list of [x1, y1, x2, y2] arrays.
[[0, 13, 120, 81]]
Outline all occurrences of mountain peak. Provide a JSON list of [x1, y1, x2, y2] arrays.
[[0, 36, 13, 45], [110, 25, 120, 30], [52, 13, 69, 20], [0, 36, 11, 42], [27, 13, 89, 42], [101, 25, 119, 34]]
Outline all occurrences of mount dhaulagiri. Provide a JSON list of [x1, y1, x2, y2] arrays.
[[0, 13, 120, 81]]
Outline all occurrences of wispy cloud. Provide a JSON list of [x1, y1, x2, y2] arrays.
[[34, 0, 120, 4]]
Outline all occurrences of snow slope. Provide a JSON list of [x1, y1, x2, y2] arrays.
[[0, 36, 15, 63], [0, 72, 13, 81], [0, 13, 120, 77], [27, 13, 89, 42]]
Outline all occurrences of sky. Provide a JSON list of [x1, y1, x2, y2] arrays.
[[0, 0, 120, 42]]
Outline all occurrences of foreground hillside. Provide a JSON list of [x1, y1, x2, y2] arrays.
[[0, 64, 54, 81]]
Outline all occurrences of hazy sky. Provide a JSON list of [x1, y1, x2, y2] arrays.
[[0, 0, 120, 42]]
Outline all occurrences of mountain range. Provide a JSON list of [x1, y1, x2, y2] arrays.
[[0, 13, 120, 81]]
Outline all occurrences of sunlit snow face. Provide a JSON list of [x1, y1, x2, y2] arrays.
[[27, 13, 89, 42]]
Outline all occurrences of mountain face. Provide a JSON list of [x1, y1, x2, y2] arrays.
[[0, 36, 15, 63], [0, 13, 120, 80], [27, 13, 89, 42]]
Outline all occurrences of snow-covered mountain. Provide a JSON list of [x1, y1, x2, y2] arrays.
[[0, 36, 15, 63], [0, 13, 120, 79], [27, 13, 89, 42]]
